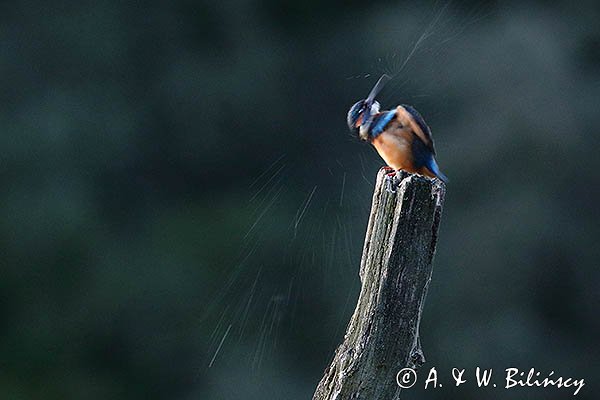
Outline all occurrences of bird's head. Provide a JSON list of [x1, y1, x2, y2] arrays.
[[346, 74, 391, 141], [347, 99, 380, 139]]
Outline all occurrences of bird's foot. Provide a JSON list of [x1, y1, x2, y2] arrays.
[[384, 170, 399, 193], [384, 169, 408, 193]]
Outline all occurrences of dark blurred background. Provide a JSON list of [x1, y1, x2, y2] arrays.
[[1, 0, 599, 399]]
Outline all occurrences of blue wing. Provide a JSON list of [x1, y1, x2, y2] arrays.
[[402, 104, 436, 155], [368, 110, 396, 138]]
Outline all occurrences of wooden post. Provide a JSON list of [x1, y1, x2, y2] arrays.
[[313, 169, 446, 400]]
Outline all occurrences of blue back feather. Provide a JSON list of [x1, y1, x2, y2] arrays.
[[426, 157, 448, 183]]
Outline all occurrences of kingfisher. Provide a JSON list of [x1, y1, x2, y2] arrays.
[[347, 74, 448, 191]]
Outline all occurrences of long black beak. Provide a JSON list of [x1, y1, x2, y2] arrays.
[[365, 74, 391, 104], [358, 74, 390, 141]]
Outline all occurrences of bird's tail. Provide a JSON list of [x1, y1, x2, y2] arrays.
[[427, 157, 448, 183]]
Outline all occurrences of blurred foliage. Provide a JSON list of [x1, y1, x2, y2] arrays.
[[1, 0, 599, 399]]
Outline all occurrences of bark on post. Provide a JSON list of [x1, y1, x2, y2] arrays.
[[313, 169, 446, 400]]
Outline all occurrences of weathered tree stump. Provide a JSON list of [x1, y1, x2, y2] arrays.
[[313, 169, 446, 400]]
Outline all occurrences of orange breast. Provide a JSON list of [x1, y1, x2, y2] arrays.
[[371, 131, 414, 171]]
